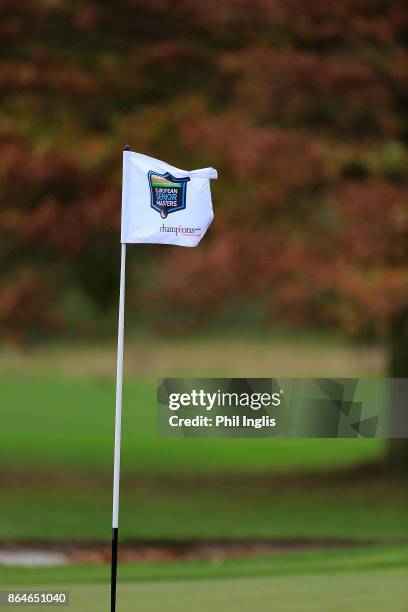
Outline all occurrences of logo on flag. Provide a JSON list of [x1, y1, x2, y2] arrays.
[[148, 171, 190, 219], [121, 151, 217, 246]]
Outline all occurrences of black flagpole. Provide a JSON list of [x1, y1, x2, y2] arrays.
[[110, 527, 119, 611]]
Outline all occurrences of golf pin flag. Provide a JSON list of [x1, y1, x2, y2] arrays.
[[121, 150, 217, 247]]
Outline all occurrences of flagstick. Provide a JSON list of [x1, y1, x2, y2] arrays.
[[111, 242, 127, 612]]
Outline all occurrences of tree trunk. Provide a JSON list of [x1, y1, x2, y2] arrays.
[[387, 306, 408, 470]]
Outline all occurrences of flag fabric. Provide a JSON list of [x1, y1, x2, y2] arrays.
[[121, 150, 217, 247]]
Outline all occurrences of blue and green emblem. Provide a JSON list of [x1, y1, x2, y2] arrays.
[[148, 171, 190, 219]]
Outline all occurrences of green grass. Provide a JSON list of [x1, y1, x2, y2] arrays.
[[0, 343, 404, 611], [71, 570, 408, 612], [2, 474, 407, 541], [0, 375, 384, 474], [1, 372, 405, 543], [2, 547, 407, 611]]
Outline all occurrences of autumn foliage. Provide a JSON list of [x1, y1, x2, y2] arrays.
[[0, 0, 407, 344]]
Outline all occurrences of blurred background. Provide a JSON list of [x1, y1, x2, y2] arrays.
[[0, 1, 407, 611]]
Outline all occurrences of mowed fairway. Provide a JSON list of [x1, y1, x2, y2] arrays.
[[0, 374, 384, 474], [0, 339, 406, 612], [9, 571, 406, 612], [0, 336, 386, 474], [2, 547, 407, 611], [2, 472, 407, 541], [65, 570, 408, 612]]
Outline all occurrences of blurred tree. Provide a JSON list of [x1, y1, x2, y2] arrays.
[[0, 1, 407, 457]]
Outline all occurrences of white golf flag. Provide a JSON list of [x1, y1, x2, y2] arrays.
[[121, 150, 217, 247]]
